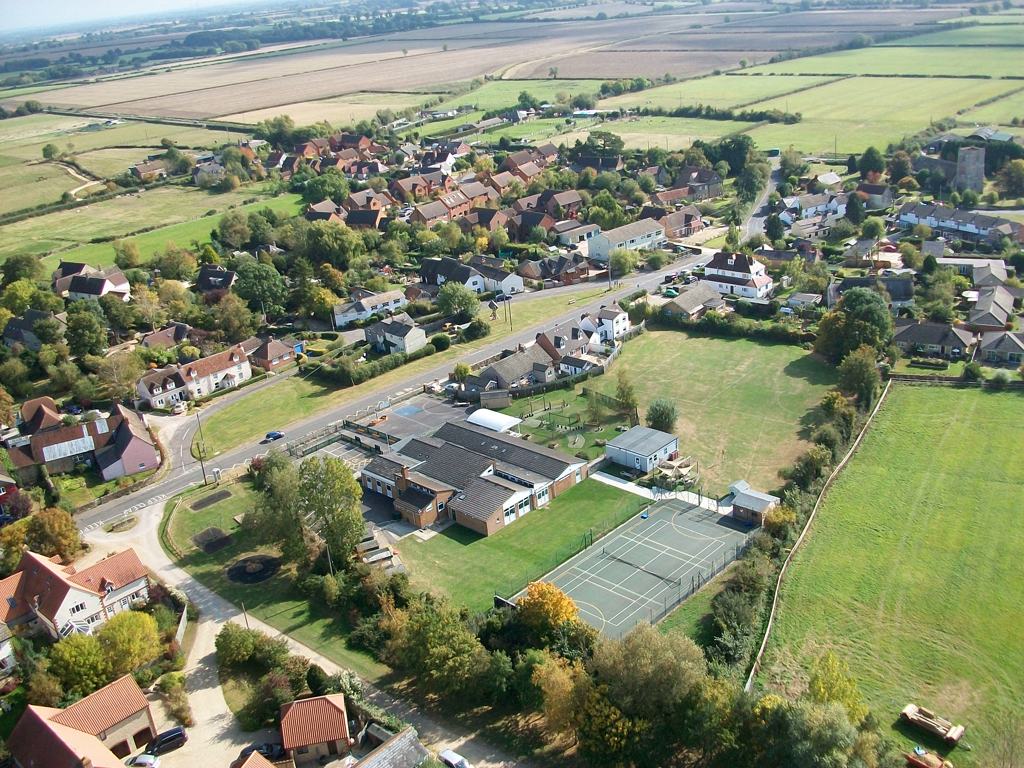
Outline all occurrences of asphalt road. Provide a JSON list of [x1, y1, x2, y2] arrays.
[[76, 251, 713, 533], [744, 157, 782, 241]]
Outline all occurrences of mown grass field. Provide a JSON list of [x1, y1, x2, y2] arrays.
[[479, 117, 598, 143], [747, 46, 1023, 77], [399, 480, 647, 612], [760, 386, 1024, 767], [502, 387, 629, 461], [591, 331, 836, 494], [194, 286, 614, 456], [0, 186, 300, 266], [559, 116, 752, 151], [437, 79, 606, 111], [164, 481, 388, 681], [878, 24, 1024, 46], [742, 75, 1022, 154], [599, 74, 838, 111], [962, 86, 1024, 126], [0, 161, 81, 215]]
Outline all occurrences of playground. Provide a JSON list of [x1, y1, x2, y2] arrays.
[[349, 392, 469, 441], [524, 498, 752, 639], [503, 387, 637, 461]]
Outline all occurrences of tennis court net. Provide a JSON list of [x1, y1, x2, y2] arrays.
[[602, 547, 681, 586]]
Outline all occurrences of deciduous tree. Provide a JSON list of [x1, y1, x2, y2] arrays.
[[49, 634, 111, 697], [25, 507, 80, 562], [645, 398, 677, 433], [808, 650, 868, 725], [437, 281, 479, 321], [95, 351, 144, 400], [838, 345, 881, 409], [615, 369, 638, 411], [517, 582, 579, 641], [97, 611, 161, 676], [299, 456, 364, 567]]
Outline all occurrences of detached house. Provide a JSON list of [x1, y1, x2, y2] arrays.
[[333, 290, 409, 328], [249, 337, 297, 371], [365, 313, 427, 355], [675, 166, 723, 199], [579, 306, 630, 341], [3, 309, 66, 352], [281, 694, 352, 765], [52, 262, 130, 302], [588, 220, 667, 262], [892, 320, 974, 360], [703, 252, 774, 300], [966, 285, 1015, 331], [135, 344, 251, 408], [979, 330, 1024, 365], [663, 282, 726, 320], [468, 255, 524, 295], [0, 548, 149, 641], [419, 256, 485, 293], [195, 264, 238, 297], [8, 675, 156, 765]]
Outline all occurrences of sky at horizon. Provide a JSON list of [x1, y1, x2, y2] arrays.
[[5, 0, 257, 33]]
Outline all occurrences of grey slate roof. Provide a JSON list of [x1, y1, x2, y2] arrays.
[[409, 442, 493, 489], [476, 345, 553, 386], [664, 282, 723, 316], [893, 322, 973, 349], [433, 420, 577, 481], [607, 426, 676, 457], [420, 256, 480, 285], [450, 476, 520, 521], [355, 727, 430, 768]]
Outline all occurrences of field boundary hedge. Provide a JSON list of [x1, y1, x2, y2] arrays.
[[744, 378, 893, 692]]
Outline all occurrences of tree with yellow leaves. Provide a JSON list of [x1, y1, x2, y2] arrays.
[[808, 650, 868, 725], [517, 581, 579, 641]]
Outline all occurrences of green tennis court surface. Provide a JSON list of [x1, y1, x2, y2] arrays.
[[525, 499, 753, 638]]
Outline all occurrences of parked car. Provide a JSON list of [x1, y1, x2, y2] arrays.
[[62, 403, 83, 415], [240, 743, 285, 760], [125, 755, 160, 767], [145, 727, 188, 755], [663, 273, 677, 283], [439, 750, 473, 768], [663, 288, 679, 298], [171, 402, 187, 415], [264, 431, 285, 442], [494, 293, 511, 302]]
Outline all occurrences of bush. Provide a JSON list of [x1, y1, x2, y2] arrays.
[[430, 333, 451, 351], [963, 361, 983, 381], [986, 370, 1011, 390], [215, 623, 257, 667], [458, 318, 491, 342]]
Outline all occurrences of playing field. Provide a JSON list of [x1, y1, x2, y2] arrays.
[[746, 46, 1022, 78], [0, 186, 300, 265], [599, 74, 839, 111], [759, 386, 1024, 766], [742, 75, 1023, 154], [592, 331, 836, 494], [527, 498, 752, 639]]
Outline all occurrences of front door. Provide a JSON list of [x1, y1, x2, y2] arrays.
[[328, 741, 338, 756]]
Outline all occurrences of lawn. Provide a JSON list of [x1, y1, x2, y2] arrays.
[[658, 565, 732, 648], [503, 388, 632, 461], [478, 117, 598, 143], [436, 79, 606, 111], [746, 46, 1023, 78], [55, 468, 154, 508], [0, 187, 301, 266], [398, 479, 648, 612], [163, 481, 388, 681], [759, 386, 1024, 766], [590, 330, 837, 495], [194, 285, 613, 457], [743, 76, 1022, 154], [599, 74, 839, 111]]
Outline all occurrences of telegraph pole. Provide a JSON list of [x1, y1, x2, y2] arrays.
[[195, 411, 209, 485]]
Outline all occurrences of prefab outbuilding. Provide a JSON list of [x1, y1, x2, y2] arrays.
[[605, 426, 678, 473]]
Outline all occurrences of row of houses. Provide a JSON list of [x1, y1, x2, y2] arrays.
[[898, 201, 1024, 245]]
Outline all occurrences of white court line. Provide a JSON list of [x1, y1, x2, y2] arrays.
[[565, 565, 663, 610]]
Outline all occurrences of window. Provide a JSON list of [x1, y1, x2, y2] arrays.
[[69, 602, 87, 615], [437, 501, 445, 511]]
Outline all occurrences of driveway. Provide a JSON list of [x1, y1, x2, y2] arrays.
[[83, 503, 531, 768]]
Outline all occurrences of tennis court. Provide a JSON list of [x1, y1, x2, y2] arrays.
[[529, 499, 752, 638]]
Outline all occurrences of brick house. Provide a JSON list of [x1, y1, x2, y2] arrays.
[[281, 694, 352, 765]]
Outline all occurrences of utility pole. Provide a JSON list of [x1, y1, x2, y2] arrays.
[[507, 294, 513, 331], [195, 411, 209, 485], [240, 601, 250, 629]]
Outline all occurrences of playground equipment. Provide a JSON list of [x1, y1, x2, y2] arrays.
[[900, 704, 966, 746]]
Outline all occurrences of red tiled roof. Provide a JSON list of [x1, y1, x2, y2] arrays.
[[280, 694, 350, 750], [69, 549, 148, 594], [51, 675, 150, 735], [0, 572, 26, 623], [180, 344, 246, 380], [237, 752, 277, 768], [20, 396, 61, 434], [8, 705, 123, 768]]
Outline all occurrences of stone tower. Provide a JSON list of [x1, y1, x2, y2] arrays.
[[955, 145, 985, 193]]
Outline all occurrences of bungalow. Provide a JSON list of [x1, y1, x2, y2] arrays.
[[729, 480, 778, 525], [469, 344, 556, 391], [3, 309, 66, 352], [935, 257, 1010, 286], [0, 548, 149, 640], [855, 182, 894, 210], [305, 199, 346, 223], [892, 321, 974, 359], [978, 330, 1024, 365], [517, 252, 590, 284], [249, 337, 297, 370], [333, 289, 408, 327], [8, 675, 156, 765], [140, 321, 192, 349], [703, 251, 774, 300], [606, 426, 678, 473], [786, 292, 823, 309], [281, 694, 352, 766], [195, 264, 238, 297], [419, 256, 485, 293], [468, 255, 524, 294], [552, 220, 601, 246], [827, 276, 915, 312], [842, 238, 879, 266], [966, 285, 1015, 331], [662, 282, 726, 320], [588, 219, 667, 262], [365, 313, 427, 355]]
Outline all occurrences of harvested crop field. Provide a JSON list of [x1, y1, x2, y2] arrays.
[[610, 30, 862, 51], [726, 7, 958, 29], [524, 2, 654, 19], [759, 386, 1024, 767], [746, 46, 1023, 78], [220, 91, 437, 125], [742, 75, 1022, 154], [510, 49, 778, 80], [599, 73, 838, 111]]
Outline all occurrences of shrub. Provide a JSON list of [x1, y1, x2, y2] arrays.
[[987, 369, 1011, 390], [963, 361, 983, 381], [215, 623, 257, 667], [811, 423, 843, 461], [430, 333, 451, 351], [458, 318, 490, 342], [250, 633, 290, 671]]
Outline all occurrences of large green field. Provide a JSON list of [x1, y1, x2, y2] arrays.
[[742, 76, 1022, 154], [436, 79, 606, 111], [961, 86, 1024, 126], [0, 186, 300, 266], [746, 46, 1023, 78], [0, 161, 86, 216], [879, 24, 1024, 46], [164, 481, 387, 680], [399, 479, 647, 612], [759, 386, 1024, 766], [590, 331, 836, 495], [599, 74, 839, 111]]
